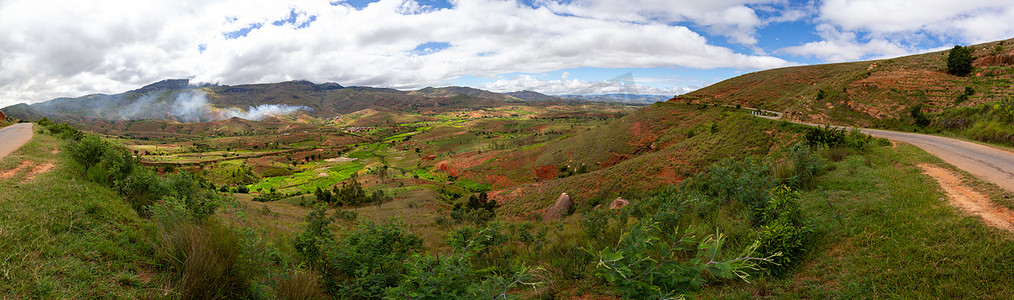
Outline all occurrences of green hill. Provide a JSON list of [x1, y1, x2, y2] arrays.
[[673, 38, 1014, 127]]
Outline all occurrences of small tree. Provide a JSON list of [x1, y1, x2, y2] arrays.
[[911, 104, 930, 127], [947, 45, 973, 76]]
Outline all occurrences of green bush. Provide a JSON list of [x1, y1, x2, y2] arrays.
[[150, 206, 251, 299], [753, 186, 809, 275], [947, 45, 973, 76], [786, 143, 826, 189], [304, 219, 422, 299], [680, 156, 774, 218], [589, 219, 769, 299], [385, 254, 477, 299], [69, 135, 112, 171], [449, 192, 498, 224]]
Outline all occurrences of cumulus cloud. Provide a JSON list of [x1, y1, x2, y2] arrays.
[[785, 0, 1014, 62], [535, 0, 788, 45], [820, 0, 1014, 42], [780, 24, 914, 62], [0, 0, 792, 108]]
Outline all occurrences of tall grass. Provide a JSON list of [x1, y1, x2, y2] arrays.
[[151, 209, 250, 299], [273, 270, 325, 300]]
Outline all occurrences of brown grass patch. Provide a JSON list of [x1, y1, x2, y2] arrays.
[[21, 162, 54, 182], [0, 160, 33, 179]]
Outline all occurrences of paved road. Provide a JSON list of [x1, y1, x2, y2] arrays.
[[0, 123, 33, 159], [858, 128, 1014, 193], [738, 106, 1014, 193]]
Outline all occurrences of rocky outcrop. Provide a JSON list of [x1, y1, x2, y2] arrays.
[[610, 197, 629, 210], [543, 193, 573, 221]]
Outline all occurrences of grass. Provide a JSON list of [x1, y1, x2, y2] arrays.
[[0, 132, 155, 297], [704, 144, 1014, 298]]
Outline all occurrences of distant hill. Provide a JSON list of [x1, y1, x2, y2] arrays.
[[560, 94, 671, 104], [410, 86, 524, 102], [0, 103, 46, 121], [505, 90, 559, 101], [672, 38, 1014, 126], [0, 80, 575, 123]]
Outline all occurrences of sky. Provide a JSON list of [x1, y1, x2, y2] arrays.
[[1, 0, 1013, 108]]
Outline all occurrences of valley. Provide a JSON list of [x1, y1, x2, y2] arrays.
[[3, 39, 1014, 299]]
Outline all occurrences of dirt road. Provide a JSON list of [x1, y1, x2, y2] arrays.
[[0, 123, 33, 159]]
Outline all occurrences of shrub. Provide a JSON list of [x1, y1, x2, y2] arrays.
[[292, 204, 334, 270], [681, 156, 774, 216], [69, 135, 112, 171], [150, 206, 250, 299], [45, 122, 83, 140], [911, 104, 930, 127], [589, 219, 769, 299], [385, 254, 477, 299], [947, 45, 973, 76], [786, 143, 826, 189], [315, 219, 423, 299], [753, 186, 809, 275], [449, 192, 498, 224], [237, 185, 250, 193]]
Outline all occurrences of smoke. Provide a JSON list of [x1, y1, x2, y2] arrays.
[[99, 91, 311, 122], [170, 92, 312, 122]]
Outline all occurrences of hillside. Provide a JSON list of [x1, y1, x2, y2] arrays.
[[673, 38, 1014, 127]]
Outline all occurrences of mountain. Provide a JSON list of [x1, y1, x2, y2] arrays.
[[505, 90, 559, 101], [410, 86, 524, 102], [0, 81, 562, 123], [672, 38, 1014, 126]]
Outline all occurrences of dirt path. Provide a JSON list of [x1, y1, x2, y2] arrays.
[[919, 164, 1014, 232], [0, 123, 33, 159]]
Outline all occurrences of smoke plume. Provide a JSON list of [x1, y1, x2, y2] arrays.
[[116, 91, 311, 122]]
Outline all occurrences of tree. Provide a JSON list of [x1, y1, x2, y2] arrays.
[[911, 104, 930, 127], [947, 45, 973, 76]]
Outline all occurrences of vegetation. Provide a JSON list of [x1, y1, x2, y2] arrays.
[[7, 73, 1014, 299], [947, 45, 974, 76]]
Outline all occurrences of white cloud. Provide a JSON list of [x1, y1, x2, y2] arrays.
[[781, 0, 1014, 63], [536, 0, 784, 45], [820, 0, 1014, 42], [780, 24, 914, 62], [0, 0, 792, 107]]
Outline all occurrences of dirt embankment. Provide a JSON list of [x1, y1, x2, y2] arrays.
[[919, 164, 1014, 232]]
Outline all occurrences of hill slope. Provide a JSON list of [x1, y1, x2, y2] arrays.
[[673, 38, 1014, 127]]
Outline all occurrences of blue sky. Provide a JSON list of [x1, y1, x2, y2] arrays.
[[1, 0, 1013, 107]]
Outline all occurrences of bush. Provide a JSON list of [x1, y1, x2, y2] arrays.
[[45, 122, 83, 140], [385, 254, 477, 299], [680, 156, 774, 217], [150, 206, 250, 299], [299, 218, 422, 299], [780, 143, 827, 189], [911, 105, 930, 127], [237, 185, 250, 193], [753, 186, 809, 275], [947, 45, 973, 76], [589, 219, 769, 299], [69, 135, 112, 171], [449, 192, 498, 224]]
